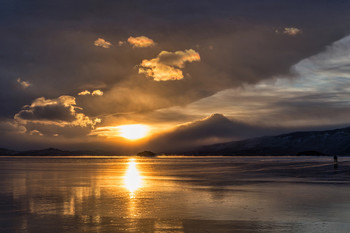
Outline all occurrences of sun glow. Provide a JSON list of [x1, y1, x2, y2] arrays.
[[118, 124, 149, 140], [124, 159, 142, 195]]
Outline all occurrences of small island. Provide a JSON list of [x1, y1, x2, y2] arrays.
[[137, 151, 156, 157]]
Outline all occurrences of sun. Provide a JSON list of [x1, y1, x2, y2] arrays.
[[117, 124, 150, 140]]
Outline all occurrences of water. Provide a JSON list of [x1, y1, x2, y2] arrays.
[[1, 156, 350, 232]]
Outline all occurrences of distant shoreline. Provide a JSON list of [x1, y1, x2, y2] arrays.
[[1, 147, 349, 157], [1, 154, 349, 157]]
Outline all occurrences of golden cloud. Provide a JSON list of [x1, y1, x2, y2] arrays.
[[17, 78, 31, 88], [78, 89, 103, 96], [89, 124, 150, 141], [138, 49, 200, 81], [15, 95, 101, 128], [78, 90, 91, 95], [127, 36, 155, 48], [94, 38, 112, 48], [92, 90, 104, 96]]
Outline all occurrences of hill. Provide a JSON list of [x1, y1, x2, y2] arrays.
[[190, 126, 350, 156]]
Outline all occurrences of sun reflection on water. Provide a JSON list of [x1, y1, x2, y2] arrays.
[[124, 158, 142, 197]]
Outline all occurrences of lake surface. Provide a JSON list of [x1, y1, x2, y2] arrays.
[[1, 156, 350, 233]]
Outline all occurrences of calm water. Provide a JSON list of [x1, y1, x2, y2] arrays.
[[1, 156, 350, 233]]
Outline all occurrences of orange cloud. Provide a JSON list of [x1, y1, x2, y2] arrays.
[[94, 38, 112, 48], [92, 90, 104, 96], [90, 124, 150, 140], [78, 90, 91, 95], [138, 49, 200, 81], [78, 90, 103, 96], [15, 95, 101, 128], [17, 78, 31, 88], [127, 36, 155, 48]]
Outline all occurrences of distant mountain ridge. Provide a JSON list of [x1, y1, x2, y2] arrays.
[[0, 148, 18, 155], [2, 126, 350, 156], [0, 148, 117, 156], [189, 126, 350, 156]]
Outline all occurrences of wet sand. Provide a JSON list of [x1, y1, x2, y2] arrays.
[[1, 156, 350, 232]]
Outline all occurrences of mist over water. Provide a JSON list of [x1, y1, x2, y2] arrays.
[[1, 156, 350, 233]]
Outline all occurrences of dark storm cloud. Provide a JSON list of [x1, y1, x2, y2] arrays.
[[15, 96, 77, 123], [17, 102, 76, 122], [23, 122, 94, 138]]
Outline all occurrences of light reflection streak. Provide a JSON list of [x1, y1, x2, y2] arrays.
[[124, 158, 143, 197]]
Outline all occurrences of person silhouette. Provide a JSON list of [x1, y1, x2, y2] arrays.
[[333, 155, 338, 169]]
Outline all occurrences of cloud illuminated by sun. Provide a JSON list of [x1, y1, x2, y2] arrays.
[[90, 124, 150, 140], [118, 124, 149, 140]]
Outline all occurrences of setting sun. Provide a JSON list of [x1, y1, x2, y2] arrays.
[[118, 124, 149, 140]]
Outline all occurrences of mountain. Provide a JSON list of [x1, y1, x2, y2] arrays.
[[149, 113, 279, 152], [190, 126, 350, 156], [15, 148, 71, 156], [0, 148, 18, 155], [0, 148, 118, 156]]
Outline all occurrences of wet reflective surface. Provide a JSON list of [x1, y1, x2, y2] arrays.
[[1, 156, 350, 232]]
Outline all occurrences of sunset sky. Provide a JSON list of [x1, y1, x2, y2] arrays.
[[2, 0, 350, 153]]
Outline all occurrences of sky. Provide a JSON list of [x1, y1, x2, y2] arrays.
[[1, 0, 350, 153]]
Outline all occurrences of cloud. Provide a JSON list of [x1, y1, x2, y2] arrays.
[[138, 49, 200, 81], [15, 95, 101, 128], [0, 11, 341, 121], [94, 38, 112, 48], [127, 36, 155, 48], [78, 90, 91, 95], [154, 35, 350, 130], [0, 120, 26, 134], [92, 90, 103, 96], [293, 34, 350, 79], [29, 129, 43, 136], [17, 78, 31, 88], [78, 90, 103, 96], [280, 27, 302, 36], [0, 1, 348, 151]]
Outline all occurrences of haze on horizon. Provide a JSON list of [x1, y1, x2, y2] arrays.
[[1, 0, 350, 153]]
